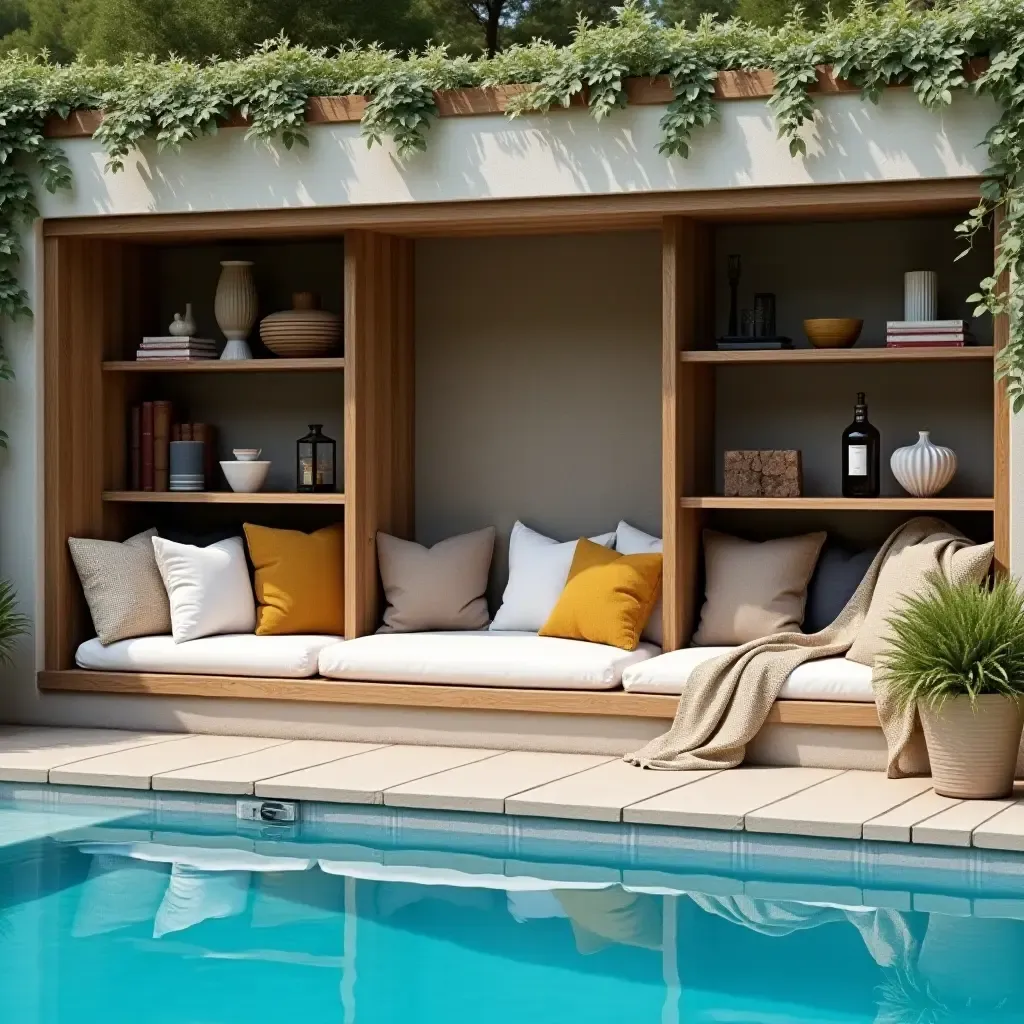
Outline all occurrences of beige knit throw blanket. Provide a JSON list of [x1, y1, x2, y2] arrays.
[[626, 516, 994, 776]]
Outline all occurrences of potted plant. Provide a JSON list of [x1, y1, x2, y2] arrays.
[[882, 573, 1024, 799], [0, 579, 27, 666]]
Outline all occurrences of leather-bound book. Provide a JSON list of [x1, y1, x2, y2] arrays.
[[153, 400, 172, 491], [141, 402, 154, 491], [129, 406, 141, 491]]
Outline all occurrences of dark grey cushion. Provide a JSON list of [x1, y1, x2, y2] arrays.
[[803, 544, 878, 634]]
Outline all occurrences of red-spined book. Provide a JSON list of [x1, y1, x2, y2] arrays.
[[129, 406, 141, 491], [141, 402, 154, 492], [153, 400, 172, 491]]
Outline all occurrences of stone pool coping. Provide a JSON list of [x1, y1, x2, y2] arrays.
[[1, 725, 1023, 852]]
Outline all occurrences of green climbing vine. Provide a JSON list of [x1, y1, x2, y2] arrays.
[[0, 0, 1023, 409]]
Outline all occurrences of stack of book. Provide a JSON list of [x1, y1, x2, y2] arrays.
[[715, 336, 793, 351], [136, 336, 218, 361], [886, 320, 973, 348]]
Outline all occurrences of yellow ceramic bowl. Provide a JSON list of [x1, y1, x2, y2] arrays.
[[803, 318, 863, 348]]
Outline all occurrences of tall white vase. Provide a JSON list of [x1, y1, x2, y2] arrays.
[[215, 260, 257, 360], [904, 270, 938, 322], [890, 431, 957, 497]]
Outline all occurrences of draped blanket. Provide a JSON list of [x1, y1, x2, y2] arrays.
[[626, 517, 994, 776]]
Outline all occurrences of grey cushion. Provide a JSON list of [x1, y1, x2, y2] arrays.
[[803, 544, 878, 634], [68, 529, 172, 645]]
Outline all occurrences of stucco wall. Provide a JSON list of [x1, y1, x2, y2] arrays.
[[0, 91, 1011, 738]]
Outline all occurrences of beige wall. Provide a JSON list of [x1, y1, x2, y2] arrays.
[[415, 232, 663, 606]]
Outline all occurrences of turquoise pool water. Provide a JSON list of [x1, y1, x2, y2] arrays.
[[2, 790, 1024, 1024]]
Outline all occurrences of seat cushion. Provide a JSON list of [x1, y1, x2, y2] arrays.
[[318, 631, 660, 691], [621, 647, 874, 702], [75, 633, 342, 678]]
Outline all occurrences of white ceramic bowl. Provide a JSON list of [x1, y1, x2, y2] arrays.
[[220, 460, 270, 493], [232, 448, 262, 462]]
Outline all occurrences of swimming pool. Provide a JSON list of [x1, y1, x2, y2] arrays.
[[3, 785, 1024, 1024]]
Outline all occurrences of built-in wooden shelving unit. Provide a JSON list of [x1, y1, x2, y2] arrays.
[[102, 491, 347, 504], [680, 496, 995, 511], [103, 357, 345, 373], [680, 346, 994, 364]]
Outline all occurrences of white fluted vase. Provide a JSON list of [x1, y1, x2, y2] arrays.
[[215, 260, 257, 360], [904, 270, 938, 322], [890, 431, 957, 497]]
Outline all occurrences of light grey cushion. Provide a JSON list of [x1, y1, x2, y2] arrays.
[[377, 528, 495, 632], [68, 528, 171, 645]]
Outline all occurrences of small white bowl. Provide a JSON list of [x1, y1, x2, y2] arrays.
[[232, 448, 262, 462], [220, 460, 270, 493]]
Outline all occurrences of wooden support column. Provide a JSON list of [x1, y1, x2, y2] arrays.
[[994, 208, 1011, 574], [344, 230, 415, 638], [662, 218, 714, 651], [43, 237, 136, 670]]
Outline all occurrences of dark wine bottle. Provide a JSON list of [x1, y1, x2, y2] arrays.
[[841, 391, 880, 498]]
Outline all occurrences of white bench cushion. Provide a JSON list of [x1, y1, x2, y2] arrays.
[[318, 631, 660, 691], [621, 646, 874, 702], [75, 633, 342, 678]]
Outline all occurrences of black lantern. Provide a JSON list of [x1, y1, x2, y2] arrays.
[[296, 424, 336, 492]]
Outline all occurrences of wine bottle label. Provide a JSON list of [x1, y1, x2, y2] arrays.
[[847, 444, 868, 477]]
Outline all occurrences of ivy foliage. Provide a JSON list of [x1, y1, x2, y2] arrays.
[[0, 1, 1022, 406]]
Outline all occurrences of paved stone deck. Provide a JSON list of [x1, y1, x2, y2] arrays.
[[2, 725, 1023, 850]]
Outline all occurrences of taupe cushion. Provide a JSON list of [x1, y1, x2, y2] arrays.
[[377, 527, 496, 632], [68, 529, 171, 645], [692, 529, 827, 645]]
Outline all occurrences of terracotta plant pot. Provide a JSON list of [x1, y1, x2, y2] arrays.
[[918, 693, 1024, 798]]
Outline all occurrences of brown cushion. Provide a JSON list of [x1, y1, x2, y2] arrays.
[[692, 529, 826, 645], [68, 529, 172, 645], [377, 527, 495, 632], [847, 537, 994, 667]]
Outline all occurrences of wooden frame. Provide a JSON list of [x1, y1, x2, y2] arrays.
[[39, 177, 1008, 735]]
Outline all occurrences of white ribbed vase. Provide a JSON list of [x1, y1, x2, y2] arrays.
[[890, 431, 957, 497], [215, 260, 257, 361], [904, 270, 938, 322]]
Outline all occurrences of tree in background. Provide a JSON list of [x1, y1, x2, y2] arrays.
[[0, 0, 869, 61]]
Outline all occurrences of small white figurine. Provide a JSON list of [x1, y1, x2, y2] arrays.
[[169, 303, 196, 337]]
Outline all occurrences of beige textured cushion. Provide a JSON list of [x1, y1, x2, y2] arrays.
[[68, 529, 171, 645], [692, 529, 827, 645], [377, 527, 495, 632], [847, 537, 994, 667]]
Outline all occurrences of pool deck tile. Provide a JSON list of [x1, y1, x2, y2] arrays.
[[255, 744, 502, 804], [912, 798, 1014, 847], [153, 740, 387, 796], [48, 734, 286, 789], [623, 767, 842, 831], [0, 729, 187, 783], [745, 771, 933, 839], [505, 760, 719, 823], [384, 751, 614, 814], [863, 790, 963, 843], [955, 800, 1024, 851]]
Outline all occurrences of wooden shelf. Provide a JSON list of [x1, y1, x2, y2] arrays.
[[102, 491, 346, 505], [36, 670, 882, 727], [680, 346, 994, 364], [103, 357, 345, 372], [681, 496, 994, 511]]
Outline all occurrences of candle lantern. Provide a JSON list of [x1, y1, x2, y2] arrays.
[[296, 424, 336, 492]]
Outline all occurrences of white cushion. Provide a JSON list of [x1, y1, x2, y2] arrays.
[[75, 633, 341, 678], [614, 520, 663, 646], [489, 521, 615, 632], [318, 631, 658, 690], [152, 536, 255, 642], [621, 647, 874, 702]]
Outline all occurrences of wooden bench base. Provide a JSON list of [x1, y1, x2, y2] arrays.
[[37, 670, 881, 728]]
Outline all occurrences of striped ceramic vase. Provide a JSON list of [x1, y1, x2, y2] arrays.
[[890, 431, 957, 497], [904, 270, 938, 322]]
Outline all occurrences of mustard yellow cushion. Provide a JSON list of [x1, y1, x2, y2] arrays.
[[243, 523, 345, 636], [539, 538, 662, 651]]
